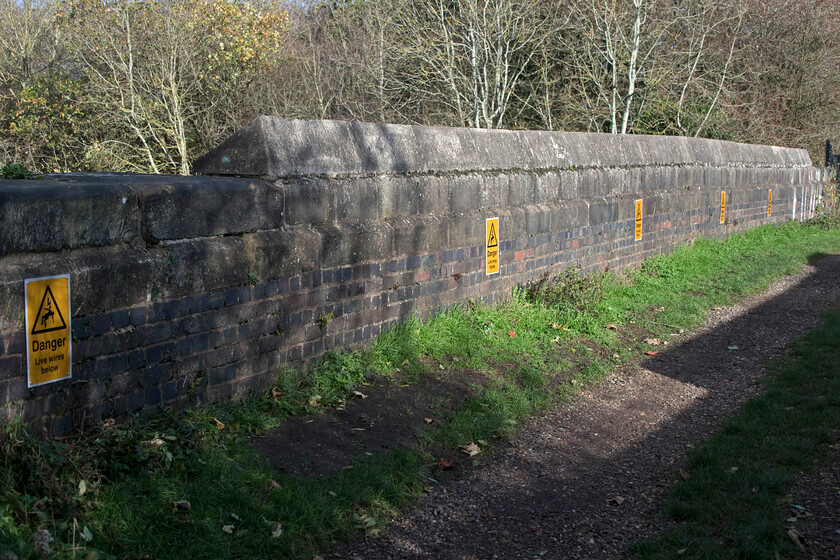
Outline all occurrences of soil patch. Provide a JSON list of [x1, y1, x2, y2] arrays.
[[252, 370, 483, 476]]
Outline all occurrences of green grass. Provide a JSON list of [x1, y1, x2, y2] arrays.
[[3, 220, 840, 559], [630, 310, 840, 560]]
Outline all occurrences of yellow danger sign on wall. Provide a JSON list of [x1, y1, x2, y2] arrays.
[[768, 189, 773, 216], [25, 275, 72, 387], [486, 217, 499, 275], [634, 199, 643, 241], [720, 191, 727, 224]]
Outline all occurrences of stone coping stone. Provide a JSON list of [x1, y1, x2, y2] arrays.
[[191, 117, 813, 180]]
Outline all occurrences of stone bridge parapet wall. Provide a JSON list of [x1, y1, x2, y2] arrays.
[[0, 117, 824, 435]]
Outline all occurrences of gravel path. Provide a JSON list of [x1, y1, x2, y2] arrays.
[[329, 254, 840, 560]]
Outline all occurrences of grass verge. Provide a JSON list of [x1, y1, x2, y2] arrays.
[[629, 310, 840, 560], [2, 220, 840, 559]]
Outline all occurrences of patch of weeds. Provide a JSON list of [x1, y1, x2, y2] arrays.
[[312, 350, 367, 406], [264, 351, 370, 416], [317, 310, 334, 329], [1, 163, 33, 179], [809, 208, 840, 231], [526, 266, 605, 312], [364, 316, 424, 373]]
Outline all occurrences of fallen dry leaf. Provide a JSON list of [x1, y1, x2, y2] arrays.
[[609, 496, 625, 506], [644, 350, 659, 356], [308, 395, 322, 408], [787, 528, 807, 550], [437, 458, 454, 470], [604, 323, 618, 330], [271, 387, 282, 401], [149, 438, 165, 448], [508, 330, 516, 338], [679, 468, 691, 481], [424, 418, 434, 424], [213, 418, 225, 431], [102, 418, 116, 430], [351, 390, 368, 399], [270, 523, 283, 538], [269, 480, 282, 490], [460, 442, 481, 457], [222, 524, 235, 534], [644, 338, 660, 346]]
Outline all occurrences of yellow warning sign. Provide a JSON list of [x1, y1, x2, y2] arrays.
[[25, 275, 72, 387], [768, 189, 773, 216], [719, 191, 726, 224], [486, 217, 499, 276], [634, 199, 643, 241]]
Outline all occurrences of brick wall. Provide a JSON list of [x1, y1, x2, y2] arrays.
[[0, 118, 825, 435]]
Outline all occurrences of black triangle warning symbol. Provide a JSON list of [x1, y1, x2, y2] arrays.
[[31, 285, 67, 335], [487, 222, 498, 248]]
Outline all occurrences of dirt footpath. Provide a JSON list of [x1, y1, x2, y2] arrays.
[[322, 254, 840, 560]]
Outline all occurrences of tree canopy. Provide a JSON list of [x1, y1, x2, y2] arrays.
[[0, 0, 836, 174]]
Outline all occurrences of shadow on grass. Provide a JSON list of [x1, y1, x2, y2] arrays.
[[807, 251, 832, 264]]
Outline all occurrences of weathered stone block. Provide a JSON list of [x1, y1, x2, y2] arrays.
[[318, 222, 394, 268], [0, 177, 139, 256], [588, 198, 619, 226], [132, 176, 283, 241], [243, 228, 319, 281], [150, 237, 248, 299], [282, 178, 335, 226]]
